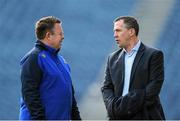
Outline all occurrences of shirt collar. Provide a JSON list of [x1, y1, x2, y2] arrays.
[[123, 40, 141, 53], [132, 40, 141, 51], [123, 40, 141, 56]]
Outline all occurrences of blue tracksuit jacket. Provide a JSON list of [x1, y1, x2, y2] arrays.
[[19, 40, 81, 120]]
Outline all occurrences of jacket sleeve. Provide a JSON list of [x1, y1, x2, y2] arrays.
[[101, 56, 116, 118], [145, 50, 164, 106], [112, 89, 145, 118], [71, 86, 81, 120], [21, 53, 46, 120]]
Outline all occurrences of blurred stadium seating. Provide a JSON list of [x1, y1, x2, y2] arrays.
[[0, 0, 179, 119], [156, 0, 180, 119]]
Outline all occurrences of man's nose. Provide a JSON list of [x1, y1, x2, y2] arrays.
[[114, 32, 117, 38]]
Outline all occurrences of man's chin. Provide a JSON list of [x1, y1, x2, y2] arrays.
[[116, 41, 122, 48], [55, 45, 61, 50], [118, 44, 123, 49], [58, 46, 61, 50], [117, 43, 121, 47]]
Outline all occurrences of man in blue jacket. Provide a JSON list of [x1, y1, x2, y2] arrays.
[[19, 16, 81, 120]]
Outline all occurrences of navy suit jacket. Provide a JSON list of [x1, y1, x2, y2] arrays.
[[101, 43, 165, 120]]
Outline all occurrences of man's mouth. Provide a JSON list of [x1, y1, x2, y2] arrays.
[[115, 39, 119, 44]]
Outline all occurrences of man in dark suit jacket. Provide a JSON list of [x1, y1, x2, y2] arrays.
[[101, 16, 165, 120]]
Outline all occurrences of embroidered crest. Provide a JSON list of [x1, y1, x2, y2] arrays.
[[41, 54, 46, 58]]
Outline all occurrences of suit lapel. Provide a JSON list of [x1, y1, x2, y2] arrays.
[[129, 43, 145, 89]]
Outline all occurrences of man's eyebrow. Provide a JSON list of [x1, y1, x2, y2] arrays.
[[113, 28, 121, 31]]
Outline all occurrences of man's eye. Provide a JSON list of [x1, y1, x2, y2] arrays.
[[114, 30, 121, 32]]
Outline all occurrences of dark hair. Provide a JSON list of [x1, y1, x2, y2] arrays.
[[114, 16, 139, 36], [35, 16, 61, 40]]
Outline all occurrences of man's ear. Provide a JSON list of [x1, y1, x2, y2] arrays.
[[129, 28, 135, 37], [45, 31, 51, 40]]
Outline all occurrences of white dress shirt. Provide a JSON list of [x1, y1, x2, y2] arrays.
[[122, 40, 141, 96]]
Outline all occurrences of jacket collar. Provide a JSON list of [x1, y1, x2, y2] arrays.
[[129, 42, 145, 89], [35, 40, 60, 55]]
